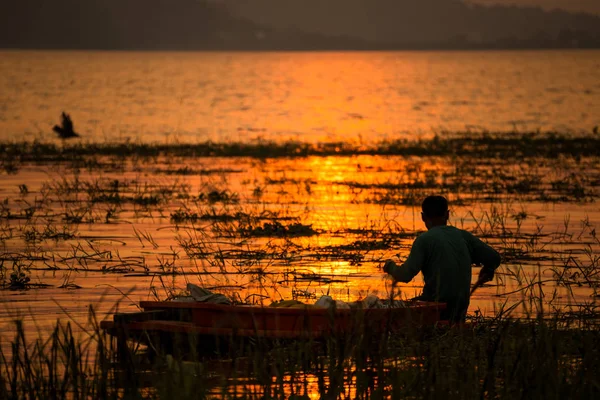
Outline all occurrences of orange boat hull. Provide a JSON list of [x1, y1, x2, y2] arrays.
[[101, 300, 446, 340]]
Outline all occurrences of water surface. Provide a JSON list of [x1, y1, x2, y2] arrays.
[[1, 50, 599, 143]]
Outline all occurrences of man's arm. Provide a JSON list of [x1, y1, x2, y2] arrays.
[[467, 233, 501, 283], [383, 236, 425, 283]]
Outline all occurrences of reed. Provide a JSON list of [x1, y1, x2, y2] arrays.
[[0, 305, 598, 399], [0, 131, 598, 397]]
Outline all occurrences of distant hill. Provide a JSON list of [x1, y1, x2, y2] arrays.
[[1, 0, 599, 50], [467, 0, 600, 16], [227, 0, 600, 48], [0, 0, 370, 50]]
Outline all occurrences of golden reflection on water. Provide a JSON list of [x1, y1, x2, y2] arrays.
[[2, 51, 599, 142], [211, 366, 368, 399], [0, 150, 598, 340]]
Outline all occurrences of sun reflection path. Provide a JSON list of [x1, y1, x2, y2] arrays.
[[0, 147, 599, 341]]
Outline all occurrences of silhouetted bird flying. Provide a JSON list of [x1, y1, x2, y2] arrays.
[[53, 112, 80, 139]]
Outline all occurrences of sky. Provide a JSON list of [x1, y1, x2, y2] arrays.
[[467, 0, 600, 15]]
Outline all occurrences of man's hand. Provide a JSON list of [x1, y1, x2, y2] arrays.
[[382, 259, 396, 274], [471, 268, 495, 296], [478, 268, 495, 284]]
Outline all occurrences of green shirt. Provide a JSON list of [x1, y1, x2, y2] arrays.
[[388, 225, 501, 321]]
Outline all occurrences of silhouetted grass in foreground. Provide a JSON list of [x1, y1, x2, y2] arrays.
[[0, 129, 598, 397], [1, 308, 599, 399]]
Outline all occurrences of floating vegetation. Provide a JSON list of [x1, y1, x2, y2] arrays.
[[0, 131, 599, 360], [7, 270, 30, 290], [0, 130, 599, 397], [240, 221, 318, 238], [197, 190, 239, 204], [1, 131, 599, 161], [156, 166, 245, 176]]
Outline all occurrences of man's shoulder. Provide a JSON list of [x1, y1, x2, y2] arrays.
[[415, 229, 435, 240], [415, 226, 458, 242], [455, 227, 478, 240], [421, 226, 478, 241], [411, 230, 433, 247]]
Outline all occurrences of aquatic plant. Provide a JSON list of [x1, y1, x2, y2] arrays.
[[0, 305, 599, 399], [0, 130, 598, 397]]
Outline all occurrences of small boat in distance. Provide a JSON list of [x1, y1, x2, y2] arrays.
[[52, 112, 80, 139]]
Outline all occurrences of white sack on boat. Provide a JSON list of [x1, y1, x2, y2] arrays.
[[362, 294, 382, 308], [187, 283, 232, 305], [314, 295, 351, 309]]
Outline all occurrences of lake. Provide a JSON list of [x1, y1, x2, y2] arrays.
[[0, 50, 598, 339], [0, 50, 599, 143]]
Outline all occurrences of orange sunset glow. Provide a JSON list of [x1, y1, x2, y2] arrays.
[[1, 0, 600, 397]]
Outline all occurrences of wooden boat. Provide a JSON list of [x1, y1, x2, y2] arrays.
[[100, 300, 446, 357]]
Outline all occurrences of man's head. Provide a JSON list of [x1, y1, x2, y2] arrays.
[[421, 195, 449, 229]]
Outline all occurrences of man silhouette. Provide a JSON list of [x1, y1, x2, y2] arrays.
[[383, 195, 501, 322]]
